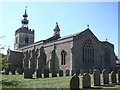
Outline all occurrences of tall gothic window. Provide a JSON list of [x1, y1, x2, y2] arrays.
[[61, 50, 67, 65], [82, 39, 94, 63], [104, 48, 110, 63]]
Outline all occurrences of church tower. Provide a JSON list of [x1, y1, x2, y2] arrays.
[[14, 7, 34, 50]]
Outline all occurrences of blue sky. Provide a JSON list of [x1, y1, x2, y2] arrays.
[[0, 2, 118, 58]]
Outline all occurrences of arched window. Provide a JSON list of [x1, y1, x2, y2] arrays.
[[82, 39, 94, 63], [25, 37, 28, 44], [104, 48, 110, 63], [61, 50, 67, 65]]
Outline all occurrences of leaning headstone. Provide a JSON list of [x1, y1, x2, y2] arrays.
[[102, 69, 109, 84], [70, 75, 79, 90], [82, 73, 91, 88], [43, 69, 49, 78], [118, 69, 120, 83], [93, 69, 101, 86], [59, 70, 63, 77], [36, 69, 42, 78], [52, 71, 57, 77], [5, 68, 9, 75], [24, 68, 33, 78], [111, 71, 116, 83], [80, 69, 84, 75], [66, 69, 70, 76]]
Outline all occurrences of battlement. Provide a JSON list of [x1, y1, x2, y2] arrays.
[[15, 27, 34, 35]]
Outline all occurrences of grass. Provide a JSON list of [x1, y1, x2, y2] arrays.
[[1, 73, 120, 90]]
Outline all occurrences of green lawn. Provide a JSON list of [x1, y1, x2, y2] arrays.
[[1, 73, 120, 90]]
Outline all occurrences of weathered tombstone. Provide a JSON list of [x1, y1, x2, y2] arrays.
[[102, 69, 109, 84], [82, 73, 91, 88], [75, 69, 80, 76], [11, 69, 16, 75], [66, 69, 70, 76], [80, 69, 84, 75], [70, 75, 79, 90], [93, 69, 101, 86], [111, 71, 116, 83], [71, 70, 75, 76], [24, 68, 33, 78], [43, 69, 49, 78], [52, 71, 57, 77], [59, 70, 63, 77], [118, 69, 120, 83], [5, 68, 9, 75], [36, 69, 42, 78]]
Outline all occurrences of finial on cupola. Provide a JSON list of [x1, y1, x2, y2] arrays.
[[21, 6, 29, 28], [87, 24, 89, 29]]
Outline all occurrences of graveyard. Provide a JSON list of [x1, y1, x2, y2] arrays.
[[1, 69, 120, 90]]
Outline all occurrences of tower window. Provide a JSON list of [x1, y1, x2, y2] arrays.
[[25, 37, 28, 44], [61, 50, 67, 65]]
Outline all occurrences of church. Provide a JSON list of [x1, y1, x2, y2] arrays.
[[7, 8, 116, 74]]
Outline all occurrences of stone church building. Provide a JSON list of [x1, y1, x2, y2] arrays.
[[7, 8, 116, 73]]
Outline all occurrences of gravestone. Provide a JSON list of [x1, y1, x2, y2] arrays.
[[5, 68, 9, 75], [52, 71, 57, 77], [43, 69, 49, 78], [24, 68, 33, 78], [93, 69, 101, 86], [82, 73, 91, 88], [102, 69, 109, 84], [111, 71, 116, 83], [36, 69, 42, 78], [70, 75, 79, 90], [80, 69, 84, 75], [71, 70, 75, 76], [118, 69, 120, 83], [59, 70, 63, 77], [66, 69, 70, 76]]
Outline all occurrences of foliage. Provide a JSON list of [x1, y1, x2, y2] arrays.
[[0, 54, 8, 70]]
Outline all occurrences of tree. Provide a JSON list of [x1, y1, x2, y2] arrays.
[[0, 54, 8, 70], [0, 36, 8, 70]]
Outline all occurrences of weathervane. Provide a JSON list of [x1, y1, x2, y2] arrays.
[[25, 6, 27, 9]]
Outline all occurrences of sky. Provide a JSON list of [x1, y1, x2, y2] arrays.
[[0, 1, 119, 58]]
